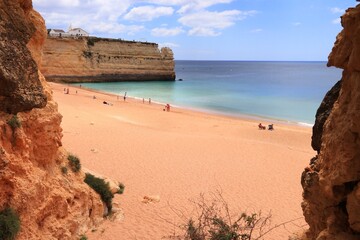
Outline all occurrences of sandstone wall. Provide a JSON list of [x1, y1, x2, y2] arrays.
[[301, 5, 360, 240], [41, 37, 176, 82], [0, 0, 103, 239]]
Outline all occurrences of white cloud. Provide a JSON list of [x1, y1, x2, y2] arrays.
[[136, 0, 235, 14], [124, 6, 174, 22], [177, 0, 233, 14], [87, 22, 144, 35], [34, 0, 257, 39], [151, 27, 184, 36], [251, 28, 262, 33], [34, 0, 145, 37], [159, 42, 180, 48], [332, 18, 341, 24], [188, 27, 220, 36], [292, 22, 301, 26], [331, 7, 345, 14], [33, 0, 80, 7], [179, 10, 256, 36]]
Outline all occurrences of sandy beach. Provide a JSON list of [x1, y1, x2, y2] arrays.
[[50, 82, 315, 239]]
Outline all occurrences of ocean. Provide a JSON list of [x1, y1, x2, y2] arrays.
[[73, 61, 342, 125]]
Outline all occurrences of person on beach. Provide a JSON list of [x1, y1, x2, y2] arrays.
[[166, 104, 170, 112], [149, 98, 151, 104], [143, 98, 145, 103], [103, 101, 113, 106], [258, 123, 266, 130], [268, 124, 274, 130]]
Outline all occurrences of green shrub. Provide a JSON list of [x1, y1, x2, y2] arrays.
[[176, 193, 271, 240], [79, 235, 88, 240], [87, 38, 96, 46], [117, 183, 125, 194], [7, 115, 21, 131], [0, 207, 20, 240], [67, 154, 81, 172], [84, 173, 114, 212], [83, 51, 92, 58], [61, 166, 68, 174]]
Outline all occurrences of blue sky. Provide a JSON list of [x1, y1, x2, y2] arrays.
[[33, 0, 357, 61]]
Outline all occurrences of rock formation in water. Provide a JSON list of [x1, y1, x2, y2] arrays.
[[40, 37, 176, 82], [301, 4, 360, 240], [0, 0, 103, 239]]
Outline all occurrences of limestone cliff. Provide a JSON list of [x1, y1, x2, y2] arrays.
[[0, 0, 103, 239], [41, 37, 176, 82], [301, 5, 360, 240]]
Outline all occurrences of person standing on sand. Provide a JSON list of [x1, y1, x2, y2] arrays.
[[124, 92, 127, 101], [149, 98, 151, 104], [143, 98, 145, 103]]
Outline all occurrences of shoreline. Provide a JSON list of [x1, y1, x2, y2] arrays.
[[50, 81, 314, 239], [63, 82, 314, 128]]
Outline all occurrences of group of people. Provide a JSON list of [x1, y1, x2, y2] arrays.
[[258, 123, 274, 130]]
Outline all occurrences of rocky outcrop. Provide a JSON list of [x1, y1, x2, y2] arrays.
[[0, 0, 47, 114], [40, 37, 176, 82], [311, 80, 342, 153], [0, 0, 103, 239], [301, 5, 360, 240]]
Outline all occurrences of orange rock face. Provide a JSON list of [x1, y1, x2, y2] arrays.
[[0, 0, 103, 239], [40, 37, 176, 82], [301, 5, 360, 240]]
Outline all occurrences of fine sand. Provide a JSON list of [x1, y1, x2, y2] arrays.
[[50, 82, 315, 239]]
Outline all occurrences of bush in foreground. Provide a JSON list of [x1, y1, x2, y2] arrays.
[[79, 235, 88, 240], [67, 154, 81, 172], [174, 193, 272, 240], [0, 207, 20, 240], [7, 115, 21, 131], [117, 183, 125, 194], [84, 173, 114, 213], [61, 166, 68, 175]]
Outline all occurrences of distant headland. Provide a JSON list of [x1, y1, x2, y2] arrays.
[[41, 27, 176, 83]]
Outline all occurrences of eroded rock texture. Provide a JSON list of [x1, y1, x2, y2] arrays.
[[311, 80, 342, 153], [0, 1, 103, 239], [0, 0, 47, 114], [41, 37, 176, 82], [301, 5, 360, 240]]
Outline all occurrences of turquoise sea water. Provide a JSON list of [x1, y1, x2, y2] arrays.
[[73, 61, 342, 125]]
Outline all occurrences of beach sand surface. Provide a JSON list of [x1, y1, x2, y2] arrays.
[[51, 83, 314, 239]]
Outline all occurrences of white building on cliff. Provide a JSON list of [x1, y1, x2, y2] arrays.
[[68, 28, 89, 37], [48, 27, 89, 38], [48, 29, 66, 37]]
